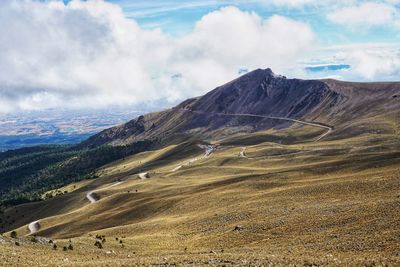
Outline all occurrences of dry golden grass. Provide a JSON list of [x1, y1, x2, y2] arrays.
[[1, 124, 400, 266]]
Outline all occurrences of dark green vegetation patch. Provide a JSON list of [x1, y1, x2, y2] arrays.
[[0, 141, 153, 208]]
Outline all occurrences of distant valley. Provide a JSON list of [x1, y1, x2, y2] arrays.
[[0, 109, 144, 151]]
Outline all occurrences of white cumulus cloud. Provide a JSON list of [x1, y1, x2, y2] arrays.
[[348, 47, 400, 80], [327, 2, 398, 27], [305, 43, 400, 81], [0, 1, 315, 113]]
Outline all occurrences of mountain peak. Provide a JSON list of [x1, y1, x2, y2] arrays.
[[80, 70, 400, 149], [245, 68, 285, 80], [248, 67, 272, 75]]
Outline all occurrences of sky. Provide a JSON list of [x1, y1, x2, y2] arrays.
[[0, 0, 399, 114]]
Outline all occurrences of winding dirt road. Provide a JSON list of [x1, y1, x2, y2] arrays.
[[180, 108, 333, 142], [26, 182, 124, 235], [28, 220, 40, 235], [138, 172, 149, 179], [24, 109, 331, 237], [86, 181, 124, 203], [239, 147, 247, 158], [171, 144, 218, 172]]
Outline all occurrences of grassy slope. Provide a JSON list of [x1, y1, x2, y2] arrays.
[[0, 121, 400, 266]]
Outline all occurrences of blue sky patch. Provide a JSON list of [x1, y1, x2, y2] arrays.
[[305, 64, 351, 72]]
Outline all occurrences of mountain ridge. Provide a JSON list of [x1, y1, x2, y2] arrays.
[[81, 68, 400, 148]]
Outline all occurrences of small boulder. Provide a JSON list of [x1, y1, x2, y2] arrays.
[[233, 225, 244, 231]]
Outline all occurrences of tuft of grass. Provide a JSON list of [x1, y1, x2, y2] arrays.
[[10, 231, 17, 238]]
